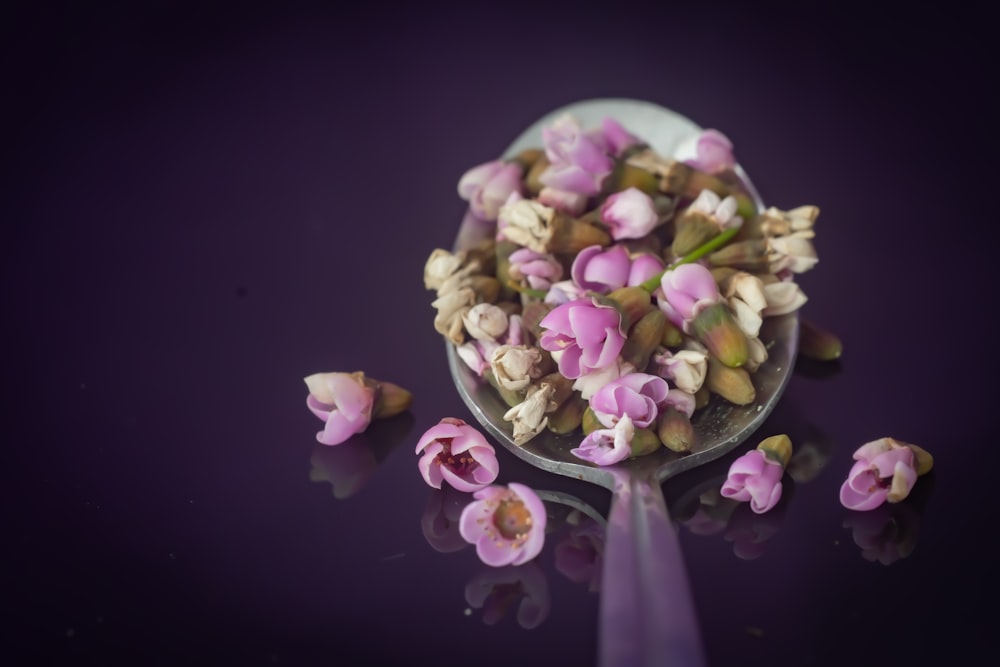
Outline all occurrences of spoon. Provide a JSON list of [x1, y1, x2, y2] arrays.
[[447, 98, 799, 667]]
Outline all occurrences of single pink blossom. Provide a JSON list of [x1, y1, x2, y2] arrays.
[[839, 438, 919, 511], [571, 244, 631, 294], [570, 414, 634, 466], [626, 252, 666, 287], [594, 116, 641, 157], [459, 482, 547, 567], [589, 372, 669, 429], [680, 129, 735, 174], [304, 372, 375, 446], [458, 160, 524, 221], [415, 418, 500, 492], [540, 114, 614, 196], [657, 262, 722, 330], [720, 449, 784, 514], [508, 248, 564, 292], [538, 297, 626, 379], [600, 188, 659, 240]]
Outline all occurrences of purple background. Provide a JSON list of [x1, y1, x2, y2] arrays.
[[4, 2, 995, 665]]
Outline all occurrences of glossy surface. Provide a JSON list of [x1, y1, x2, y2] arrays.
[[4, 3, 996, 666]]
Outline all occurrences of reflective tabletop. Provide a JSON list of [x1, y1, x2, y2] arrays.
[[4, 3, 995, 666]]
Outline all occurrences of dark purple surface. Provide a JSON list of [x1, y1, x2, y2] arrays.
[[4, 3, 996, 665]]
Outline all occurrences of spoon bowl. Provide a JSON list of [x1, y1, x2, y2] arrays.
[[448, 98, 799, 667]]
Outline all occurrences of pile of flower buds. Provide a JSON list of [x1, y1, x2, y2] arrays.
[[424, 114, 821, 467]]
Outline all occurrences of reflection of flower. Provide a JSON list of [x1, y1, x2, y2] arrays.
[[421, 486, 473, 554], [839, 437, 933, 511], [459, 483, 547, 567], [415, 418, 499, 492], [842, 500, 921, 566], [678, 488, 740, 536], [553, 518, 605, 593], [723, 493, 790, 560], [307, 412, 414, 499], [464, 561, 551, 629]]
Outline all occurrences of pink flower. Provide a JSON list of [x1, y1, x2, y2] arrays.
[[720, 449, 785, 514], [571, 414, 634, 466], [540, 114, 614, 196], [415, 418, 500, 492], [600, 188, 659, 240], [537, 186, 588, 216], [538, 297, 626, 379], [593, 116, 641, 157], [839, 437, 920, 511], [626, 252, 665, 287], [679, 129, 735, 174], [304, 372, 375, 446], [657, 262, 722, 330], [458, 160, 524, 221], [589, 372, 669, 429], [571, 244, 631, 294], [459, 483, 547, 567], [508, 247, 564, 292]]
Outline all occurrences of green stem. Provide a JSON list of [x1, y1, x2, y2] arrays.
[[507, 279, 548, 299], [638, 226, 740, 293]]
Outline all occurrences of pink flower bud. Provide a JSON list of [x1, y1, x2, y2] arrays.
[[839, 438, 922, 511], [571, 244, 631, 294], [458, 160, 524, 221], [538, 297, 627, 379], [589, 372, 669, 429], [657, 263, 722, 329], [304, 372, 376, 446], [415, 418, 500, 492], [720, 449, 785, 514], [600, 188, 659, 240], [540, 114, 614, 196]]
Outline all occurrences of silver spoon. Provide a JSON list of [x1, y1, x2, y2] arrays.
[[447, 98, 799, 667]]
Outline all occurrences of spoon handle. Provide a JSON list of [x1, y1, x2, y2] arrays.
[[599, 474, 707, 667]]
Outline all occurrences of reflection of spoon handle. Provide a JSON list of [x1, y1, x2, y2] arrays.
[[599, 475, 706, 667]]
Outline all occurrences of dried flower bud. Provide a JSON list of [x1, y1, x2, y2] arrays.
[[631, 427, 662, 457], [491, 344, 545, 391], [503, 381, 558, 445], [707, 239, 769, 272], [464, 303, 510, 342], [759, 205, 819, 237], [621, 308, 666, 371], [432, 287, 476, 344], [499, 199, 611, 255]]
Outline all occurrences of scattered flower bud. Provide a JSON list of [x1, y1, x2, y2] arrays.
[[304, 371, 376, 445], [721, 434, 793, 514], [798, 319, 843, 361], [839, 437, 932, 511], [415, 417, 500, 492], [459, 482, 548, 567]]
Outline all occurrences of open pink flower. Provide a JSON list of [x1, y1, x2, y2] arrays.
[[538, 297, 626, 379], [657, 262, 722, 330], [305, 372, 375, 446], [589, 372, 669, 429], [458, 160, 524, 221], [415, 418, 499, 492], [508, 247, 564, 292], [459, 483, 547, 567], [540, 114, 614, 196], [571, 244, 631, 294], [839, 438, 920, 511], [720, 449, 785, 514], [600, 187, 659, 240], [571, 414, 634, 466]]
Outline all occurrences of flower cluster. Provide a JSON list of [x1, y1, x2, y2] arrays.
[[426, 114, 819, 466]]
